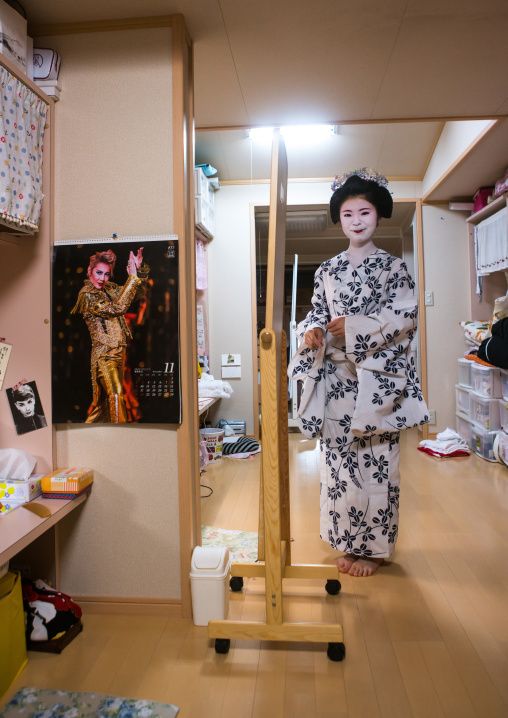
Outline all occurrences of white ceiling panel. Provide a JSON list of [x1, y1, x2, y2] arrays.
[[195, 122, 444, 182], [20, 0, 508, 195]]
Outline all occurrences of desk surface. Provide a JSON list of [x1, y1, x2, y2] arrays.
[[0, 493, 90, 564]]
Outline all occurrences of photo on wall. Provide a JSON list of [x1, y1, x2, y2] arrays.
[[52, 236, 181, 424], [6, 380, 48, 435]]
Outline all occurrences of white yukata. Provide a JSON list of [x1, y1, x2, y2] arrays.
[[288, 249, 428, 558]]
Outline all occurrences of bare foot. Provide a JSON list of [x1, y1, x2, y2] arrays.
[[348, 557, 383, 577], [335, 554, 358, 573]]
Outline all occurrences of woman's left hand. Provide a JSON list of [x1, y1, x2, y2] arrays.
[[127, 251, 138, 276], [325, 316, 346, 339]]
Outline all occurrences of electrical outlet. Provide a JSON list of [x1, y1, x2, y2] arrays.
[[429, 409, 436, 424]]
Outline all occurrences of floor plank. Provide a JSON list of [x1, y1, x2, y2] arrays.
[[3, 430, 508, 718]]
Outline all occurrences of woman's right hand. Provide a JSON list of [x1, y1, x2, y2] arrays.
[[304, 326, 324, 349]]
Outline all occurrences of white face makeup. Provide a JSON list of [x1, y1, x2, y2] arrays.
[[88, 262, 111, 290], [339, 196, 379, 247]]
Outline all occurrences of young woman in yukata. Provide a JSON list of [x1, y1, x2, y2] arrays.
[[288, 169, 428, 577]]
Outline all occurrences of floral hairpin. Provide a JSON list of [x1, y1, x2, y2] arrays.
[[331, 168, 388, 192]]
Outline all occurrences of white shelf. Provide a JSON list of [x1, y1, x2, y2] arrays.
[[465, 193, 507, 225], [0, 492, 91, 565]]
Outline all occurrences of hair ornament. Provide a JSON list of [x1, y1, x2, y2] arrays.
[[331, 167, 388, 193]]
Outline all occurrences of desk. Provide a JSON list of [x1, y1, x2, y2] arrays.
[[0, 493, 90, 585]]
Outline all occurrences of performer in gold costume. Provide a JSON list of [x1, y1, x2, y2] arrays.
[[71, 247, 149, 423]]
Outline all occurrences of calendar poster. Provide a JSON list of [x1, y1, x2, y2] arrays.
[[51, 236, 181, 424]]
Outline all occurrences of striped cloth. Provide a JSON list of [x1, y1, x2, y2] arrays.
[[222, 436, 260, 455]]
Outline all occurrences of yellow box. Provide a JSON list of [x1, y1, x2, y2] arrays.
[[41, 468, 93, 494], [0, 572, 27, 698]]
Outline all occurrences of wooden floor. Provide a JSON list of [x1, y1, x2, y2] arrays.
[[3, 429, 508, 717]]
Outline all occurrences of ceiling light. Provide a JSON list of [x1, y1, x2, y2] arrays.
[[248, 124, 336, 143]]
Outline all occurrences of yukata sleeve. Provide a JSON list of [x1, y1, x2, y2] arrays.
[[295, 264, 331, 340], [344, 259, 428, 436]]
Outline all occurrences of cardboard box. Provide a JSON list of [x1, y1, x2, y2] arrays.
[[0, 0, 27, 74], [0, 474, 42, 503], [41, 468, 93, 494]]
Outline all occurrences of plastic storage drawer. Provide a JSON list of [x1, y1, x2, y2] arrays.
[[457, 358, 473, 387], [471, 425, 498, 462], [471, 364, 502, 398], [455, 412, 473, 448], [194, 196, 215, 239], [469, 391, 500, 431], [455, 384, 470, 417], [494, 430, 508, 466], [501, 369, 508, 400], [499, 399, 508, 431]]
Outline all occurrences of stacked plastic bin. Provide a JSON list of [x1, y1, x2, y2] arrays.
[[456, 358, 502, 461], [495, 370, 508, 465], [194, 167, 216, 239]]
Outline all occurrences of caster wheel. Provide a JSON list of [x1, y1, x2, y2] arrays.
[[229, 576, 244, 592], [215, 638, 230, 655], [327, 642, 346, 662], [325, 579, 341, 595]]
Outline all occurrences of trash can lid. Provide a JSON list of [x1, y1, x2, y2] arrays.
[[190, 546, 230, 577]]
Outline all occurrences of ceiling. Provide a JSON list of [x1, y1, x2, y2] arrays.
[[195, 121, 444, 183], [21, 0, 508, 189]]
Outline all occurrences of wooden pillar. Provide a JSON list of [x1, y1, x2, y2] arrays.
[[173, 14, 199, 618]]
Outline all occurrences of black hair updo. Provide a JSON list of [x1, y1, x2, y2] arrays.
[[330, 174, 393, 225]]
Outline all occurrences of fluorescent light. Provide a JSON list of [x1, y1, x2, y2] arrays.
[[248, 124, 336, 143]]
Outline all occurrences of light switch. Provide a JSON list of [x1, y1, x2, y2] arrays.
[[424, 291, 434, 306]]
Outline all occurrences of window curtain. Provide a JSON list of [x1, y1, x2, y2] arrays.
[[0, 67, 48, 231], [475, 207, 508, 277]]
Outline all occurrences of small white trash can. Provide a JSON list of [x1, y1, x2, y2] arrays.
[[190, 546, 231, 626]]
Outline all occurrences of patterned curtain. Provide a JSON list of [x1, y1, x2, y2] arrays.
[[0, 67, 48, 231]]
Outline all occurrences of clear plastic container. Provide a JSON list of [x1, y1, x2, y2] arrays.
[[471, 425, 499, 462], [455, 384, 471, 416], [457, 357, 473, 387], [499, 399, 508, 432], [494, 430, 508, 466], [501, 369, 508, 400], [469, 390, 501, 431], [455, 412, 473, 449], [471, 364, 502, 398]]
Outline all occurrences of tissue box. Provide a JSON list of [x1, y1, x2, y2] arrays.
[[0, 499, 25, 516], [41, 468, 93, 496], [0, 474, 42, 503], [32, 47, 61, 81]]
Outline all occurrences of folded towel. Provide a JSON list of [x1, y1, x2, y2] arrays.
[[418, 428, 470, 457]]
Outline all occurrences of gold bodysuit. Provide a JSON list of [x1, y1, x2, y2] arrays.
[[71, 269, 148, 423]]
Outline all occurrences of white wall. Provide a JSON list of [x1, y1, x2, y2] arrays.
[[208, 179, 424, 434], [422, 120, 492, 197], [44, 28, 181, 600], [422, 205, 471, 432]]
